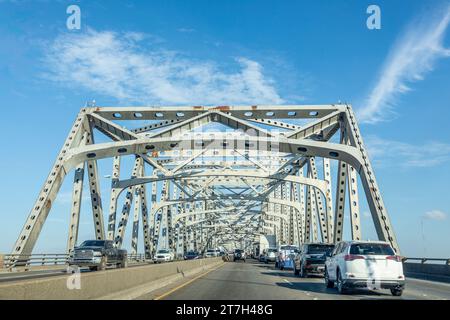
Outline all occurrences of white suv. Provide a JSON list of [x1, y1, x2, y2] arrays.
[[324, 241, 405, 296], [153, 249, 175, 263]]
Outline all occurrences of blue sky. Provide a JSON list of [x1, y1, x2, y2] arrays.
[[0, 0, 449, 257]]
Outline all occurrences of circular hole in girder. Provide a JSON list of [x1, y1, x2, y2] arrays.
[[329, 151, 339, 158]]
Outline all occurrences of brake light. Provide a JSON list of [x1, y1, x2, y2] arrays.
[[386, 255, 402, 262], [344, 254, 365, 261]]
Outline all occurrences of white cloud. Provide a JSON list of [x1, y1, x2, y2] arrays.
[[423, 210, 447, 221], [365, 135, 450, 168], [43, 29, 284, 105], [358, 4, 450, 123]]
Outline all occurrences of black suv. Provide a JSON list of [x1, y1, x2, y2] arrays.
[[293, 243, 334, 277], [233, 249, 246, 262]]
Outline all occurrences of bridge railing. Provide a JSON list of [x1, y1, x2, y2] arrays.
[[0, 253, 151, 270], [1, 254, 69, 269]]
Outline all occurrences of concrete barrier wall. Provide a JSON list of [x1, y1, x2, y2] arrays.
[[403, 262, 450, 283], [0, 257, 222, 300]]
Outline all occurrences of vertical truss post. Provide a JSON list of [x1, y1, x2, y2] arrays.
[[115, 157, 141, 247], [149, 170, 158, 255], [131, 157, 144, 255], [347, 165, 362, 240], [298, 168, 306, 244], [140, 164, 151, 259], [66, 133, 89, 254], [323, 158, 334, 243], [107, 156, 121, 241], [334, 124, 348, 243], [308, 157, 329, 243]]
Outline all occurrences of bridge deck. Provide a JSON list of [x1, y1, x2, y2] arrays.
[[142, 260, 450, 300]]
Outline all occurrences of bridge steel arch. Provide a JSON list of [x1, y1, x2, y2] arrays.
[[11, 104, 400, 265]]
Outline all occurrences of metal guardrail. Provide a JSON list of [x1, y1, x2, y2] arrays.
[[1, 253, 151, 269], [2, 254, 69, 269], [403, 257, 450, 265]]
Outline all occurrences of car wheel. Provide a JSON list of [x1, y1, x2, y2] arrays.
[[324, 268, 334, 288], [336, 270, 347, 294], [89, 266, 97, 271], [390, 288, 403, 297], [121, 258, 128, 268], [98, 256, 107, 271], [294, 266, 300, 276], [299, 264, 305, 278]]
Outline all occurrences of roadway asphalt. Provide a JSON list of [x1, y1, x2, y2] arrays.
[[155, 259, 450, 300]]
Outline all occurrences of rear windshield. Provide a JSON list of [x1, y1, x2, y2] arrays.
[[350, 243, 395, 256], [207, 249, 215, 253], [157, 249, 169, 254], [234, 249, 242, 253], [80, 240, 105, 247], [268, 248, 277, 253], [307, 245, 334, 254], [280, 245, 298, 251]]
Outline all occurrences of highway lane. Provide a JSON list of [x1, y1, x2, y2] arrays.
[[158, 259, 450, 300]]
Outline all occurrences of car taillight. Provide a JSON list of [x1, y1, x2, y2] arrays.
[[344, 254, 365, 261], [386, 255, 401, 262]]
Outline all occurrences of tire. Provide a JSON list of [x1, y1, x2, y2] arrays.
[[299, 264, 307, 278], [121, 258, 128, 268], [294, 266, 300, 276], [336, 270, 347, 294], [98, 256, 107, 271], [275, 261, 278, 268], [89, 266, 97, 271], [324, 268, 334, 288], [390, 288, 403, 296]]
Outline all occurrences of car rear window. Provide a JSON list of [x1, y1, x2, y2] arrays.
[[80, 240, 105, 247], [307, 245, 334, 254], [350, 243, 395, 256]]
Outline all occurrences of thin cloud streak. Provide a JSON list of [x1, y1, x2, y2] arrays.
[[365, 135, 450, 168], [359, 4, 450, 123], [423, 210, 448, 221], [43, 29, 284, 105]]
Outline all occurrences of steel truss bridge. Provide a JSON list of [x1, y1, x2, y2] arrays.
[[11, 104, 400, 261]]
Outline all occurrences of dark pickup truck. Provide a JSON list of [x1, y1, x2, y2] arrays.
[[68, 240, 128, 271]]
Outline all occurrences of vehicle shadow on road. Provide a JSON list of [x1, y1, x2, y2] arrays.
[[275, 280, 394, 298]]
